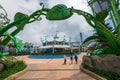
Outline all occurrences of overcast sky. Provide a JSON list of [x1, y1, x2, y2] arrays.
[[0, 0, 94, 45]]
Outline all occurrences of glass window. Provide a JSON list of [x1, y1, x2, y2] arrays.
[[93, 1, 102, 13], [101, 1, 109, 10]]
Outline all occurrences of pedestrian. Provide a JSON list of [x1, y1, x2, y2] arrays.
[[74, 54, 78, 64], [63, 55, 67, 64], [70, 55, 73, 64]]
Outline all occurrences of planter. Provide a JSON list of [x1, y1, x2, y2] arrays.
[[82, 55, 120, 74], [80, 65, 106, 80], [0, 63, 4, 71], [5, 66, 28, 80]]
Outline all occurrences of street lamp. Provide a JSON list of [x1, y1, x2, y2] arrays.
[[80, 32, 83, 44], [80, 32, 83, 52]]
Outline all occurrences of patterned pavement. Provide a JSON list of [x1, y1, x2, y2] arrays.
[[16, 53, 96, 80]]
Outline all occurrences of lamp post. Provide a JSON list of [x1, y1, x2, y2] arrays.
[[80, 32, 83, 52]]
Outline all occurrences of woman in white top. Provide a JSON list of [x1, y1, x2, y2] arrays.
[[63, 55, 67, 64]]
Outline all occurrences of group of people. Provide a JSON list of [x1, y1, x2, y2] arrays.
[[63, 54, 78, 65]]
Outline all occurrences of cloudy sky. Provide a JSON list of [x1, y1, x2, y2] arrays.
[[0, 0, 94, 45]]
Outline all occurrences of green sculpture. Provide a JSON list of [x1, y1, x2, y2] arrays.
[[0, 3, 119, 55], [0, 34, 22, 58], [46, 4, 73, 20], [0, 52, 9, 58]]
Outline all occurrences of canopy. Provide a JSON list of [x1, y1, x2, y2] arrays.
[[40, 45, 70, 49]]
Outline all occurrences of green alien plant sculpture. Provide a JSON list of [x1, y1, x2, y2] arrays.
[[0, 3, 120, 55]]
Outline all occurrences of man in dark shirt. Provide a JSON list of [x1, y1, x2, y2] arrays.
[[74, 55, 78, 64]]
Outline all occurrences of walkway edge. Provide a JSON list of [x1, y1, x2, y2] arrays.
[[5, 66, 28, 80], [80, 65, 107, 80]]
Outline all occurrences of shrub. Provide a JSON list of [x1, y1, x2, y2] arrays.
[[0, 60, 27, 80], [82, 63, 120, 80]]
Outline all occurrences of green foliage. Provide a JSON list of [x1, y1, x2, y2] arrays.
[[0, 52, 9, 58], [0, 60, 27, 80], [14, 38, 22, 51], [3, 34, 23, 51], [103, 46, 115, 54], [92, 49, 103, 55], [86, 49, 103, 55], [95, 10, 108, 22], [96, 23, 118, 52], [46, 4, 73, 20], [74, 8, 119, 54], [82, 63, 120, 80], [86, 50, 92, 55]]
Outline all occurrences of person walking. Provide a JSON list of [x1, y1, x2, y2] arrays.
[[63, 55, 67, 64], [70, 55, 73, 64], [74, 54, 78, 64]]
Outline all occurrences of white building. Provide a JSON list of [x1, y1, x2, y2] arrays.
[[40, 32, 80, 54]]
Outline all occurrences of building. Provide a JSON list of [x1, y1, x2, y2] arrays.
[[71, 42, 80, 53], [87, 0, 109, 14], [40, 32, 80, 54], [87, 0, 120, 29]]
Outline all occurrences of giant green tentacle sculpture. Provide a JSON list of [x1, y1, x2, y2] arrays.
[[45, 4, 119, 53], [0, 34, 22, 58], [1, 3, 46, 45], [2, 34, 22, 51], [0, 3, 119, 54], [71, 9, 118, 52], [46, 4, 73, 20]]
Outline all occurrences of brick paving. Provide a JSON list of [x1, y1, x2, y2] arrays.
[[16, 53, 96, 80]]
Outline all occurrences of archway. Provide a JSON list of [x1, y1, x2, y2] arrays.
[[0, 3, 95, 44], [0, 3, 118, 53]]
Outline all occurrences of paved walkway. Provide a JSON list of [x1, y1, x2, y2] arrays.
[[16, 53, 96, 80]]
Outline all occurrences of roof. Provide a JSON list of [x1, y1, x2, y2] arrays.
[[42, 36, 69, 43], [40, 45, 71, 49]]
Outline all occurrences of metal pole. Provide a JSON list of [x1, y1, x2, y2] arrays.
[[80, 32, 83, 52], [69, 37, 72, 53]]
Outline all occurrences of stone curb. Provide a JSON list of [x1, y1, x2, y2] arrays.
[[80, 66, 107, 80], [5, 66, 28, 80]]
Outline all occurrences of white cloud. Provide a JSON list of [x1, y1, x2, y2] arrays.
[[0, 0, 94, 45]]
